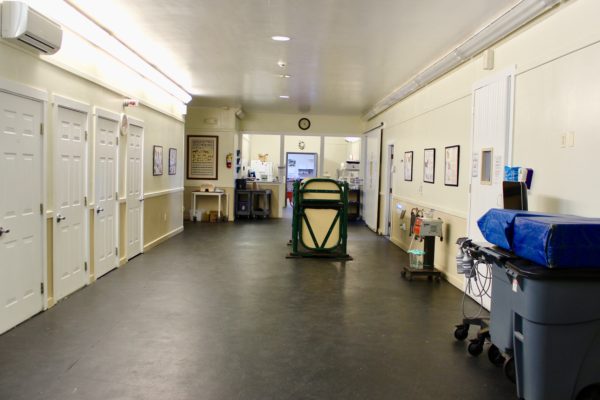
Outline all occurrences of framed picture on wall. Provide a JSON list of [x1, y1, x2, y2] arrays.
[[168, 148, 177, 175], [444, 145, 460, 186], [187, 135, 218, 180], [153, 145, 163, 176], [423, 148, 436, 184], [404, 151, 413, 181]]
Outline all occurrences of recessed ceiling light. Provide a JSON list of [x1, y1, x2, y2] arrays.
[[272, 35, 290, 41], [279, 95, 290, 99], [279, 74, 292, 78]]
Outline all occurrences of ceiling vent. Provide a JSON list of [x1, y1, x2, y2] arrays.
[[1, 1, 62, 55]]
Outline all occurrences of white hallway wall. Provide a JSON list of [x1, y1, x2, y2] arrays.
[[374, 0, 600, 289], [0, 39, 185, 306]]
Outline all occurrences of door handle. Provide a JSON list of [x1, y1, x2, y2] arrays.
[[96, 207, 104, 214], [139, 198, 144, 202], [56, 214, 66, 223], [0, 227, 10, 237]]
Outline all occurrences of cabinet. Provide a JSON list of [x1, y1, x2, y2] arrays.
[[235, 189, 272, 219], [348, 189, 360, 221]]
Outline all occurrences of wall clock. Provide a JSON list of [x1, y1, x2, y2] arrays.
[[298, 117, 311, 130]]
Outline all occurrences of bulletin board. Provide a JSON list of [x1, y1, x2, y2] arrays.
[[187, 135, 218, 180]]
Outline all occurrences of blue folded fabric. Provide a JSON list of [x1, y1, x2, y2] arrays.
[[477, 209, 556, 250], [513, 216, 600, 268]]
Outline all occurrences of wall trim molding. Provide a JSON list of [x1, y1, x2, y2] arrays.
[[391, 194, 467, 219], [444, 272, 464, 292], [144, 187, 184, 199], [240, 130, 359, 137], [186, 128, 236, 134], [41, 57, 185, 123], [144, 226, 183, 252]]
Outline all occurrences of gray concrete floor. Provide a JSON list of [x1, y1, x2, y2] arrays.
[[0, 219, 516, 399]]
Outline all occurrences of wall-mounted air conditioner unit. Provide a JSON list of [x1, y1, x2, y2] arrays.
[[0, 1, 62, 54]]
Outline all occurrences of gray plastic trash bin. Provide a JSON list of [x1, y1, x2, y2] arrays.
[[499, 258, 600, 400], [480, 247, 518, 355]]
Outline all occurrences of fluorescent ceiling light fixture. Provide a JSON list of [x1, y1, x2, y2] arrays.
[[364, 0, 560, 120], [27, 0, 191, 104], [345, 137, 360, 143], [271, 35, 291, 41], [279, 95, 290, 99], [279, 74, 292, 78]]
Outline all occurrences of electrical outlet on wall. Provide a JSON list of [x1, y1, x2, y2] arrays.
[[567, 131, 575, 147]]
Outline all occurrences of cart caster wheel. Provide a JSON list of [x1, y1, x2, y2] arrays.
[[576, 385, 600, 400], [454, 325, 469, 341], [401, 270, 406, 277], [468, 341, 484, 357], [504, 357, 516, 383], [487, 344, 505, 367]]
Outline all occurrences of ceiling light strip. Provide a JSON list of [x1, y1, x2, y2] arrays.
[[363, 0, 561, 120], [62, 0, 191, 104]]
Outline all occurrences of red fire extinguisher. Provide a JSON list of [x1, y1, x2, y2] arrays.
[[226, 153, 233, 169]]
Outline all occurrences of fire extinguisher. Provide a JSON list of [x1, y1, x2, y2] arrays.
[[226, 153, 233, 168]]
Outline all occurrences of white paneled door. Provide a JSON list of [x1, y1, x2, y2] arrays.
[[362, 128, 381, 232], [94, 112, 119, 279], [467, 68, 515, 310], [0, 90, 44, 334], [468, 68, 515, 241], [126, 122, 143, 259], [53, 104, 88, 301]]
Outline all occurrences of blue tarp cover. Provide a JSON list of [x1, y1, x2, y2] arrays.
[[477, 209, 555, 250], [513, 216, 600, 268]]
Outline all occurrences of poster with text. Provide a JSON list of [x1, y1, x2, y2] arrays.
[[187, 135, 218, 180]]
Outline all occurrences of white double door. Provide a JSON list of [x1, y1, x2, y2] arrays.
[[53, 102, 88, 301], [467, 68, 515, 309], [0, 90, 44, 334], [126, 122, 143, 259], [94, 111, 119, 279], [362, 128, 382, 232], [468, 68, 515, 241]]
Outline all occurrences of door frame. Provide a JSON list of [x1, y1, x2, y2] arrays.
[[382, 142, 395, 237], [466, 66, 516, 309], [0, 77, 49, 310], [126, 116, 144, 259], [93, 107, 120, 279], [52, 95, 91, 297]]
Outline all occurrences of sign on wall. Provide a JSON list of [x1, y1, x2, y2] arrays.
[[187, 135, 218, 180]]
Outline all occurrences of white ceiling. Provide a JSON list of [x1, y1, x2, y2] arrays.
[[70, 0, 519, 115]]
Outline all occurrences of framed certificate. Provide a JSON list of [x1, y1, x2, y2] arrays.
[[444, 145, 460, 186], [153, 145, 163, 176], [168, 148, 177, 175], [187, 135, 218, 180], [404, 151, 413, 181], [423, 148, 435, 184]]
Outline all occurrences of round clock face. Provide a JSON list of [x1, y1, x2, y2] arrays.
[[298, 117, 311, 130]]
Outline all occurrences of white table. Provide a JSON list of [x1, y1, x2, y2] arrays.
[[191, 191, 229, 221]]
